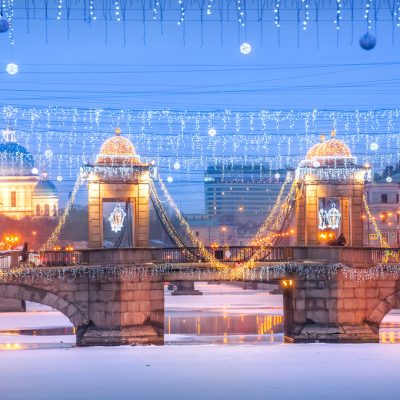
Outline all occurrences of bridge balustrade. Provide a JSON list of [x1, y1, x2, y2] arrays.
[[3, 246, 399, 268]]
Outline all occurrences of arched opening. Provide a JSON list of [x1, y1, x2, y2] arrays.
[[0, 284, 87, 349], [44, 204, 50, 216], [367, 290, 400, 344], [36, 204, 41, 216], [380, 308, 400, 344], [0, 301, 75, 350], [164, 281, 284, 345]]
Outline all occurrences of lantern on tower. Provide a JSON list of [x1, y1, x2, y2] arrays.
[[108, 203, 126, 233]]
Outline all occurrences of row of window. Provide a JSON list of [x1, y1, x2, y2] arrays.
[[36, 204, 58, 217]]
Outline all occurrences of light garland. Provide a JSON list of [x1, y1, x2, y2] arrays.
[[4, 262, 400, 284], [40, 174, 84, 251], [363, 194, 390, 248]]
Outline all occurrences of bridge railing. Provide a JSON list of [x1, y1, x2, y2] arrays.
[[9, 246, 400, 268]]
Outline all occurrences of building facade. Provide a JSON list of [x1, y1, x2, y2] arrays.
[[0, 129, 58, 220], [204, 164, 289, 218], [364, 179, 400, 247]]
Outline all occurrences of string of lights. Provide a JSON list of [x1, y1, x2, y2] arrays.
[[40, 174, 84, 251]]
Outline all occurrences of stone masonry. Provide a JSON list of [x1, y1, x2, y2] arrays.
[[283, 270, 400, 342]]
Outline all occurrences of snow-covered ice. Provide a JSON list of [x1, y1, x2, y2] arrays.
[[0, 283, 399, 400]]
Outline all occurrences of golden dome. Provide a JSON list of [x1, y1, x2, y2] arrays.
[[96, 129, 140, 164], [306, 131, 352, 160]]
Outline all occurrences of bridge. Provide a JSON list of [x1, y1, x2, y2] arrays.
[[2, 130, 399, 345], [1, 246, 400, 345]]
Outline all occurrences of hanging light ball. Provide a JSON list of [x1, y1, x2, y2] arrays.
[[167, 176, 173, 183], [370, 142, 379, 151], [173, 161, 181, 170], [386, 176, 393, 183], [359, 33, 376, 51], [6, 63, 19, 75], [0, 17, 9, 33], [31, 167, 39, 175], [240, 42, 252, 55], [274, 173, 280, 180], [44, 149, 53, 159], [57, 175, 63, 182], [208, 128, 217, 137]]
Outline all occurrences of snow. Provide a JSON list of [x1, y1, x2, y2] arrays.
[[1, 344, 400, 400], [0, 283, 399, 399]]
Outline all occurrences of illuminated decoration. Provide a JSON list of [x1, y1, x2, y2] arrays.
[[319, 204, 341, 230], [173, 161, 181, 170], [108, 203, 126, 233], [5, 261, 400, 285], [240, 42, 252, 55], [56, 175, 63, 182], [386, 176, 393, 183], [167, 176, 173, 183], [274, 173, 280, 180], [6, 63, 18, 75], [41, 175, 83, 250], [370, 142, 379, 151], [44, 149, 53, 159], [96, 127, 140, 165], [31, 167, 39, 175], [5, 1, 397, 46], [362, 194, 389, 248], [305, 131, 353, 162], [208, 128, 217, 137]]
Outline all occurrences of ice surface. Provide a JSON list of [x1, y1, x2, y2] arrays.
[[1, 344, 400, 400], [0, 284, 399, 399]]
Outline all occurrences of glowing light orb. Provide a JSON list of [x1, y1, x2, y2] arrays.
[[386, 176, 393, 183], [240, 42, 252, 55], [274, 173, 280, 180], [6, 63, 19, 75], [31, 167, 39, 174], [167, 176, 173, 183], [208, 128, 217, 137], [370, 142, 379, 151], [173, 161, 181, 170], [57, 175, 63, 182]]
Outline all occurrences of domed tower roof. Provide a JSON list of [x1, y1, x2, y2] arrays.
[[96, 128, 141, 164], [302, 131, 355, 167], [0, 129, 36, 176], [33, 178, 58, 198]]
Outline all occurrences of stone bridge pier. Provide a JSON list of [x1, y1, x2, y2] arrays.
[[283, 270, 400, 342], [0, 272, 164, 346]]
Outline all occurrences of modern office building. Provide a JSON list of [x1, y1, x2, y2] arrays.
[[204, 163, 290, 218]]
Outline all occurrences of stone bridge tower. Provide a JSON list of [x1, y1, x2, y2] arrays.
[[295, 131, 370, 247], [83, 128, 150, 249]]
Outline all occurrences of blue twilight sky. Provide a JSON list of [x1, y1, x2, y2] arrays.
[[0, 3, 399, 212]]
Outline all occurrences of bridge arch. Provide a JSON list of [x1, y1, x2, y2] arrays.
[[0, 283, 88, 328], [366, 290, 400, 326]]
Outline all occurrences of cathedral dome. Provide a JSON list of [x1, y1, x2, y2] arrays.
[[96, 128, 140, 164], [0, 142, 35, 176], [33, 179, 58, 198]]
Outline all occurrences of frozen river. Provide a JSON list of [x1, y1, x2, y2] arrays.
[[0, 283, 400, 399]]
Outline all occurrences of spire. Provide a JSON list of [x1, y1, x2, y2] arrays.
[[2, 129, 16, 143]]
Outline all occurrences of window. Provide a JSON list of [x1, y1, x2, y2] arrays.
[[195, 231, 199, 237], [381, 194, 388, 203], [36, 204, 41, 216], [10, 191, 16, 207], [397, 194, 399, 203], [44, 204, 50, 216], [382, 233, 389, 245], [53, 204, 57, 217]]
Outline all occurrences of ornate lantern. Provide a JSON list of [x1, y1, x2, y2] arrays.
[[108, 203, 126, 233]]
